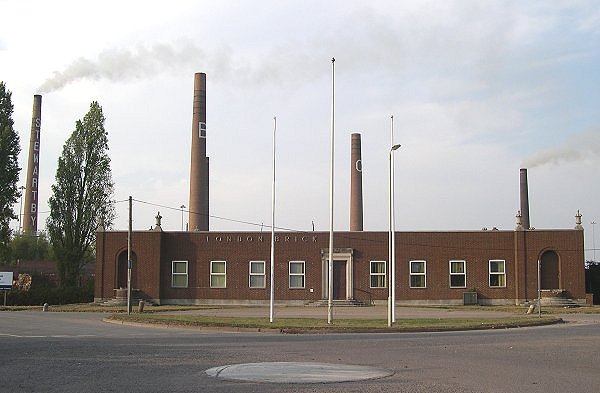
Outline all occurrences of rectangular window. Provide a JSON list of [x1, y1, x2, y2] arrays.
[[489, 259, 506, 287], [449, 260, 466, 288], [210, 261, 226, 288], [249, 261, 265, 288], [370, 261, 386, 288], [289, 261, 305, 289], [409, 260, 426, 288], [172, 261, 188, 288]]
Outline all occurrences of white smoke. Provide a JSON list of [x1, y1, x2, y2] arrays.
[[38, 42, 206, 93], [522, 128, 600, 168]]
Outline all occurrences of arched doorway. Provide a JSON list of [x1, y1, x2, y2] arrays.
[[117, 250, 137, 289], [540, 250, 559, 289]]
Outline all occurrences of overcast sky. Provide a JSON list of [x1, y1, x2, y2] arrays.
[[1, 0, 599, 259]]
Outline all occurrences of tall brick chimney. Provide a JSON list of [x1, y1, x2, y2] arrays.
[[519, 168, 530, 230], [22, 95, 42, 234], [188, 73, 209, 231], [350, 133, 363, 231]]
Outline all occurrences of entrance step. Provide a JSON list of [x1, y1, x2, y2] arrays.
[[306, 299, 371, 307], [539, 289, 582, 307], [539, 297, 582, 307]]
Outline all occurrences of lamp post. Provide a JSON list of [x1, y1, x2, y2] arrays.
[[180, 205, 186, 231], [18, 185, 25, 233], [327, 57, 335, 324], [388, 143, 401, 327], [592, 221, 597, 262]]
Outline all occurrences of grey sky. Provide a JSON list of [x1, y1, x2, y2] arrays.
[[1, 0, 598, 260]]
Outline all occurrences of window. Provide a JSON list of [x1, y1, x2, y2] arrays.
[[370, 261, 386, 288], [210, 261, 226, 288], [409, 260, 426, 288], [249, 261, 265, 288], [489, 260, 506, 287], [172, 261, 188, 288], [289, 261, 305, 289], [449, 260, 466, 288]]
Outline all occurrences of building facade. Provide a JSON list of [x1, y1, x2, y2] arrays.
[[94, 227, 586, 305]]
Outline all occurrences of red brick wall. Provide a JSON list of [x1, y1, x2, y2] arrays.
[[95, 229, 586, 304]]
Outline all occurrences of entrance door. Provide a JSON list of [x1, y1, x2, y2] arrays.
[[117, 251, 136, 289], [333, 261, 347, 300], [117, 251, 128, 288], [540, 250, 559, 289]]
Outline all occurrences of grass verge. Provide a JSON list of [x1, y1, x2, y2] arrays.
[[108, 314, 562, 333]]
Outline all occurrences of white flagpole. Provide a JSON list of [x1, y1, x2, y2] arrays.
[[390, 115, 396, 324], [328, 57, 335, 324], [270, 116, 276, 323], [388, 145, 392, 327]]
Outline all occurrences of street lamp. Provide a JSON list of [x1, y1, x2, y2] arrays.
[[592, 221, 597, 262], [327, 57, 335, 325], [180, 205, 186, 231], [388, 143, 401, 327], [18, 185, 25, 233]]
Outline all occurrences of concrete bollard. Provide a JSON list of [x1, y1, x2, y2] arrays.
[[526, 304, 535, 314], [138, 300, 145, 313], [42, 303, 48, 312]]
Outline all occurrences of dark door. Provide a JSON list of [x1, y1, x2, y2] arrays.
[[540, 251, 559, 289], [117, 251, 128, 289], [333, 261, 346, 300], [117, 251, 136, 289]]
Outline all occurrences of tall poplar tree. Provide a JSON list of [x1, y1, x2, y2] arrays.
[[47, 101, 114, 287], [0, 82, 21, 261]]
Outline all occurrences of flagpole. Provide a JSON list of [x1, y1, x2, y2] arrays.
[[390, 115, 396, 324], [270, 116, 276, 323], [328, 57, 335, 324]]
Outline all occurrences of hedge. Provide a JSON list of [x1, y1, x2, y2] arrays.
[[3, 281, 93, 306]]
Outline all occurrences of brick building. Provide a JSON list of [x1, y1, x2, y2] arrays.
[[94, 227, 586, 305]]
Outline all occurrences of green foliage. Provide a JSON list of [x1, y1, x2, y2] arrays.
[[0, 82, 21, 262], [46, 101, 114, 287], [9, 232, 51, 262]]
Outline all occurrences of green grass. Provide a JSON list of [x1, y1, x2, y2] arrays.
[[108, 314, 562, 333]]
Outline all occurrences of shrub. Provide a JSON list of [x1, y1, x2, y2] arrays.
[[4, 280, 93, 306]]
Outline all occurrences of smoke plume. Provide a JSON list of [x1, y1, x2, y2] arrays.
[[38, 42, 206, 93], [522, 129, 600, 168]]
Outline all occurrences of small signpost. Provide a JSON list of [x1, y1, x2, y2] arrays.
[[0, 272, 13, 306]]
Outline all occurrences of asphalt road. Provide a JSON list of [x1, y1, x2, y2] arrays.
[[0, 311, 599, 392]]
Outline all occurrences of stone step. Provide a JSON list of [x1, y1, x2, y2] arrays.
[[539, 297, 582, 307], [306, 299, 372, 307]]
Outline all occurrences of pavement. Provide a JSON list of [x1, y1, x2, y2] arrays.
[[164, 305, 600, 384]]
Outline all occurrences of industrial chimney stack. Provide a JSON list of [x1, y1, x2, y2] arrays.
[[188, 73, 209, 231], [519, 168, 530, 230], [22, 95, 42, 235], [350, 133, 363, 231]]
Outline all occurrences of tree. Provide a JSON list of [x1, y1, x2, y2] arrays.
[[10, 232, 51, 263], [47, 101, 114, 287], [0, 82, 21, 262]]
